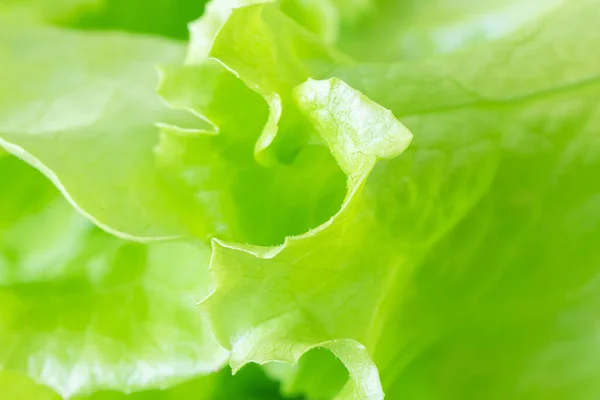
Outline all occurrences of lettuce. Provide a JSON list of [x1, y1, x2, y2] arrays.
[[1, 0, 600, 399], [0, 155, 228, 397], [0, 364, 296, 399]]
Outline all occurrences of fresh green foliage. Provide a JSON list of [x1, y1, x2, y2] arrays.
[[1, 0, 599, 399], [0, 156, 228, 398]]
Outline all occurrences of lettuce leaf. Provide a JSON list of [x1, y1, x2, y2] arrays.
[[189, 1, 600, 399], [0, 370, 59, 400], [0, 156, 228, 397], [0, 23, 201, 240], [0, 364, 296, 400], [0, 0, 101, 23], [2, 0, 600, 399], [70, 0, 209, 39], [337, 0, 567, 61]]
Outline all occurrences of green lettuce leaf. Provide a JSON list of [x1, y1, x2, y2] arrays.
[[186, 0, 273, 63], [198, 1, 600, 399], [0, 3, 348, 244], [2, 0, 600, 399], [0, 0, 101, 24], [0, 370, 59, 400], [263, 348, 349, 400], [0, 364, 296, 400], [203, 77, 412, 400], [337, 0, 567, 61], [0, 23, 207, 240], [78, 364, 296, 400], [186, 0, 367, 63], [206, 1, 350, 164], [70, 0, 209, 40], [156, 56, 346, 245], [0, 156, 228, 397], [154, 2, 360, 248]]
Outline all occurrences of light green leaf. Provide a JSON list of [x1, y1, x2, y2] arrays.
[[157, 61, 346, 245], [203, 78, 412, 400], [0, 370, 60, 400], [338, 0, 567, 61], [205, 2, 348, 164], [3, 0, 599, 399], [0, 157, 228, 397], [0, 0, 101, 24], [186, 0, 273, 64], [77, 365, 288, 400], [201, 1, 600, 399], [158, 1, 358, 246], [334, 0, 600, 115], [0, 364, 295, 400], [0, 24, 207, 241], [185, 0, 353, 63]]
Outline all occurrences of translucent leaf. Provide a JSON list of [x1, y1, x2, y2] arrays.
[[0, 157, 228, 397]]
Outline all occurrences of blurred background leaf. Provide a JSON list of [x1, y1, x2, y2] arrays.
[[70, 0, 210, 39]]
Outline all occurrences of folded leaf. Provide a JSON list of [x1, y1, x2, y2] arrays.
[[156, 61, 346, 245], [0, 24, 203, 240], [3, 0, 600, 399], [201, 1, 600, 398], [203, 78, 412, 400], [206, 2, 349, 163]]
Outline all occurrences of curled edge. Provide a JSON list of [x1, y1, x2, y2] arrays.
[[199, 77, 412, 399]]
